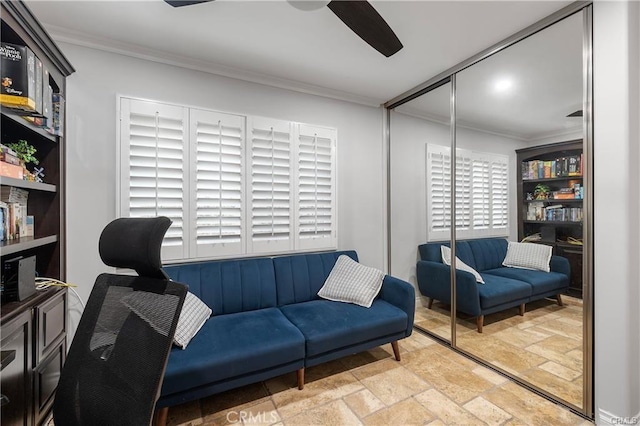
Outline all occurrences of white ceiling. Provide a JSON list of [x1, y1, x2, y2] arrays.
[[396, 10, 584, 141], [25, 0, 573, 107]]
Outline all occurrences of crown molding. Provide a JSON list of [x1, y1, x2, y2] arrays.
[[43, 24, 383, 108]]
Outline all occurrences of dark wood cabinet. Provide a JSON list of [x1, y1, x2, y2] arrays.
[[516, 140, 584, 298], [1, 287, 67, 426]]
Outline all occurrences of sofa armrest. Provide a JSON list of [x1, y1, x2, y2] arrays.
[[550, 255, 571, 279], [379, 275, 415, 337], [416, 260, 482, 317]]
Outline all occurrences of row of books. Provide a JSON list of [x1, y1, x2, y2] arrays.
[[0, 187, 33, 241], [0, 144, 24, 180], [522, 154, 583, 180], [527, 202, 583, 222], [1, 42, 65, 136]]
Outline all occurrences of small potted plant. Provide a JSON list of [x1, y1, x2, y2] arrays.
[[534, 183, 550, 200], [8, 140, 39, 181]]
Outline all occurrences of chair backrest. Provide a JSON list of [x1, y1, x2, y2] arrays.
[[53, 217, 187, 426]]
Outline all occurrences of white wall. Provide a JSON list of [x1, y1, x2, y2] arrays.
[[60, 42, 386, 335], [389, 112, 526, 287], [593, 0, 640, 423]]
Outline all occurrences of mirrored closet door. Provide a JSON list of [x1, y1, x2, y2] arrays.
[[390, 81, 453, 342], [387, 3, 592, 416]]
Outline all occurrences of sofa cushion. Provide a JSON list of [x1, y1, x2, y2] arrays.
[[467, 238, 509, 271], [483, 268, 568, 296], [273, 251, 358, 305], [162, 308, 304, 396], [173, 292, 212, 350], [164, 258, 277, 315], [317, 255, 384, 308], [502, 241, 552, 272], [441, 245, 484, 284], [477, 274, 532, 309], [279, 299, 408, 357]]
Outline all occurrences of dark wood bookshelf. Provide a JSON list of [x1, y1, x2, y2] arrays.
[[1, 4, 73, 424], [516, 139, 584, 298]]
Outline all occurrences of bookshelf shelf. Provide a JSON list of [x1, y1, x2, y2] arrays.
[[522, 176, 582, 183], [0, 235, 58, 256], [0, 177, 56, 193], [1, 109, 57, 143], [523, 220, 582, 226], [524, 199, 582, 204]]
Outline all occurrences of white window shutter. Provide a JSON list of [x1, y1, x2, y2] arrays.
[[426, 145, 509, 241], [455, 153, 472, 230], [490, 159, 509, 228], [119, 98, 189, 261], [295, 124, 337, 250], [426, 144, 452, 240], [472, 158, 491, 230], [247, 117, 294, 254], [189, 109, 245, 258]]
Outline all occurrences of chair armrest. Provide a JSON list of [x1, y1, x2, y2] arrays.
[[379, 275, 415, 337], [550, 255, 571, 279], [416, 260, 482, 317]]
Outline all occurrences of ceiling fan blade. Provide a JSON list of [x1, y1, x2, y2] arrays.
[[327, 0, 403, 57], [164, 0, 214, 7]]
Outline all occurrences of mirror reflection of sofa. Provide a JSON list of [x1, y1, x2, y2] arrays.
[[417, 238, 570, 333]]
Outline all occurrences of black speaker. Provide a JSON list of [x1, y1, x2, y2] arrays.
[[2, 255, 36, 302], [541, 226, 557, 243]]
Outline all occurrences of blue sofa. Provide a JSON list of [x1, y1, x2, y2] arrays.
[[155, 250, 415, 417], [417, 238, 569, 333]]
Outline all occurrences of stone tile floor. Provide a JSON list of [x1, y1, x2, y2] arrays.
[[415, 295, 584, 408], [167, 329, 593, 426]]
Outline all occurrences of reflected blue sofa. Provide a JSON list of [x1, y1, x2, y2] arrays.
[[417, 238, 569, 333], [156, 250, 415, 414]]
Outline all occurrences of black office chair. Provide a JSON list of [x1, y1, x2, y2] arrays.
[[53, 217, 187, 426]]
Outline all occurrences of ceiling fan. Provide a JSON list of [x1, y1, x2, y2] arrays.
[[164, 0, 404, 57]]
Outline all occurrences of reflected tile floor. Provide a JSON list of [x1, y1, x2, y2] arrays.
[[167, 328, 591, 426], [415, 295, 584, 408]]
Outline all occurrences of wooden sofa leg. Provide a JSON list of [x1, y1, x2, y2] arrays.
[[476, 316, 484, 333], [391, 341, 401, 361], [427, 297, 434, 309], [556, 294, 564, 306], [519, 303, 525, 316], [297, 368, 305, 390], [153, 407, 169, 426]]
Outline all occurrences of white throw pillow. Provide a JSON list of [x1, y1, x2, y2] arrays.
[[317, 255, 385, 308], [502, 241, 553, 272], [441, 245, 485, 284], [173, 292, 212, 350]]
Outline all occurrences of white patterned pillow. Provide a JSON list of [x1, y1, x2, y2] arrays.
[[502, 242, 553, 272], [173, 292, 212, 349], [317, 255, 385, 308], [441, 245, 484, 284]]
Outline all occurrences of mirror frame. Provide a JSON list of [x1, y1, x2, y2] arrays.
[[384, 1, 593, 418]]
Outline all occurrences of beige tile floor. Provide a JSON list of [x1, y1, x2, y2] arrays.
[[414, 295, 584, 408], [166, 329, 592, 426]]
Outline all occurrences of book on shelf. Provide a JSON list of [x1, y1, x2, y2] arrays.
[[0, 187, 29, 241], [522, 154, 583, 180]]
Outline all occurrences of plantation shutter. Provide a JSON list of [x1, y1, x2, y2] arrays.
[[455, 153, 472, 230], [490, 159, 509, 228], [471, 157, 491, 230], [119, 98, 188, 261], [247, 117, 294, 253], [295, 124, 337, 250], [189, 109, 245, 258], [427, 145, 509, 241], [426, 144, 452, 240]]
